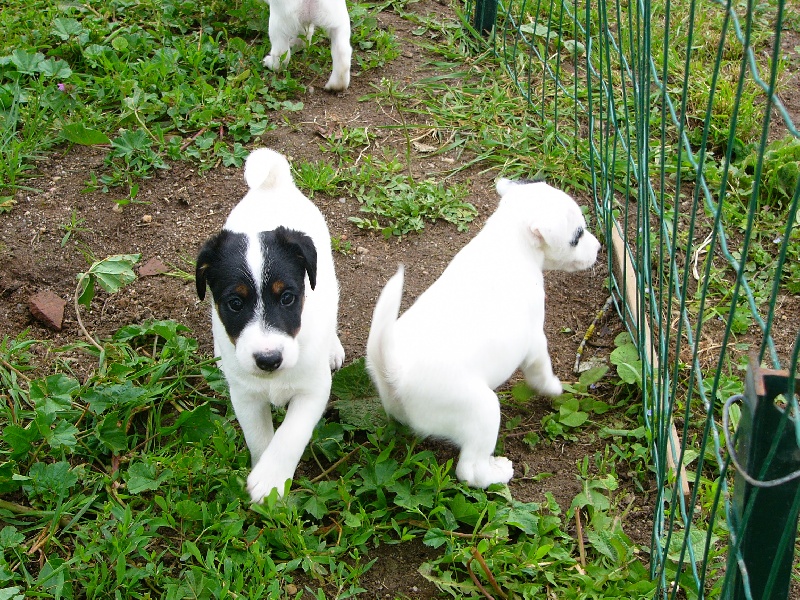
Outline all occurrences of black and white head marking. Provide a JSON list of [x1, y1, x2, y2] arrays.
[[195, 226, 317, 346]]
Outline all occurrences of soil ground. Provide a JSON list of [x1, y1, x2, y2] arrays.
[[9, 0, 798, 596]]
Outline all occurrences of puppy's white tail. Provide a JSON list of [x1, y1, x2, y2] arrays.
[[366, 266, 405, 408], [496, 177, 514, 196], [244, 148, 293, 191]]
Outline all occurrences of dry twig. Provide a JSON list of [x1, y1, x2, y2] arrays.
[[575, 508, 587, 568], [468, 547, 508, 600]]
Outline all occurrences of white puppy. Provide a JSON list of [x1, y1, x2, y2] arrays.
[[366, 179, 601, 488], [196, 148, 345, 503], [262, 0, 352, 92]]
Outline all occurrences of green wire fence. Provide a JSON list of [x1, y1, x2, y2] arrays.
[[464, 0, 800, 597]]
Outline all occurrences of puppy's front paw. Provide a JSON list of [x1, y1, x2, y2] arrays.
[[263, 54, 279, 70], [330, 337, 345, 371], [247, 466, 292, 503], [323, 74, 349, 92]]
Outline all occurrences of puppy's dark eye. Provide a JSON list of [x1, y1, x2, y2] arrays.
[[228, 297, 244, 312], [280, 291, 296, 307]]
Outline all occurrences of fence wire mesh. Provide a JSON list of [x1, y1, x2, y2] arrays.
[[463, 0, 800, 596]]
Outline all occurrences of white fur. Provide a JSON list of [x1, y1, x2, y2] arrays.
[[213, 148, 344, 502], [366, 179, 601, 488], [262, 0, 352, 92]]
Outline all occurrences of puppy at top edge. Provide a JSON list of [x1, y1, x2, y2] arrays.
[[366, 179, 601, 489], [262, 0, 352, 92], [195, 148, 345, 503]]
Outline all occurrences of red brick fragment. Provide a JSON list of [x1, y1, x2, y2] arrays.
[[29, 290, 66, 331], [139, 257, 169, 277]]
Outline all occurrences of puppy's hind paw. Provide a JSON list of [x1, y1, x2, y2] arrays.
[[457, 456, 514, 488], [536, 375, 563, 398]]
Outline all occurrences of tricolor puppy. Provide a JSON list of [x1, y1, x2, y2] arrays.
[[262, 0, 352, 92], [366, 179, 601, 488], [196, 148, 345, 503]]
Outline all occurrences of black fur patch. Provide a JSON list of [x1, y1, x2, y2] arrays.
[[195, 226, 317, 342], [196, 230, 256, 341], [569, 227, 584, 247], [257, 227, 317, 337]]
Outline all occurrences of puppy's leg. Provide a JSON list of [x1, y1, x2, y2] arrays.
[[263, 18, 294, 70], [522, 337, 563, 397], [447, 386, 514, 488], [247, 388, 329, 502], [228, 384, 275, 465], [323, 23, 351, 91]]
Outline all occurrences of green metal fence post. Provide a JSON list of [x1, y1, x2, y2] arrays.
[[473, 0, 497, 36], [726, 360, 800, 599]]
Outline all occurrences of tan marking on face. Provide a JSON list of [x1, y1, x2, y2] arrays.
[[271, 280, 285, 295], [212, 299, 239, 347], [235, 284, 250, 297]]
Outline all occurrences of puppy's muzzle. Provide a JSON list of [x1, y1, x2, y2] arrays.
[[254, 351, 283, 372]]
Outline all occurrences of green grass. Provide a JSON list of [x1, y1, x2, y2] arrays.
[[0, 321, 656, 598], [0, 264, 655, 598]]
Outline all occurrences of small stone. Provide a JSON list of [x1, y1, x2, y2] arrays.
[[356, 246, 369, 254], [141, 214, 153, 223], [29, 290, 66, 331], [139, 257, 169, 277], [285, 583, 298, 595]]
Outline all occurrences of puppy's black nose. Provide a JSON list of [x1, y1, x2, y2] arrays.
[[254, 351, 282, 372]]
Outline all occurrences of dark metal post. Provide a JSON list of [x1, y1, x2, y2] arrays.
[[727, 360, 800, 599], [473, 0, 498, 36]]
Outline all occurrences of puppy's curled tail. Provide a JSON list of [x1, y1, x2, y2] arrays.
[[496, 177, 514, 196], [244, 148, 293, 191], [366, 266, 405, 408]]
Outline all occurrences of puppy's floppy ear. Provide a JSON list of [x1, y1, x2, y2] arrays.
[[528, 217, 560, 248], [529, 225, 547, 247], [275, 226, 318, 290], [195, 231, 228, 300]]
